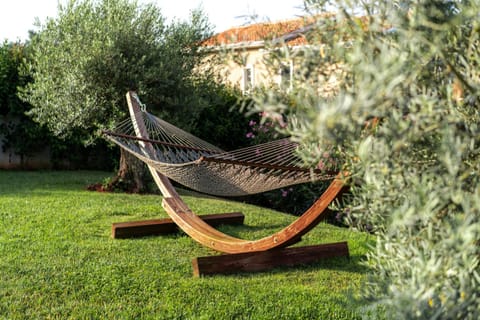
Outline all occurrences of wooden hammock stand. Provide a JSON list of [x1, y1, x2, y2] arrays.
[[111, 91, 349, 277]]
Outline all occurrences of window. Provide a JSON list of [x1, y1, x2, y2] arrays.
[[242, 65, 254, 94]]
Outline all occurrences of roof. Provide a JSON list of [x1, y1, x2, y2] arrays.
[[201, 13, 377, 51], [202, 16, 323, 48]]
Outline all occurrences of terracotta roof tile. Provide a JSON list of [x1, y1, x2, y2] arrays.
[[201, 14, 376, 48], [202, 16, 319, 47]]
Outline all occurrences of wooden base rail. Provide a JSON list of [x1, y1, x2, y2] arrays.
[[112, 212, 245, 239], [192, 242, 349, 277]]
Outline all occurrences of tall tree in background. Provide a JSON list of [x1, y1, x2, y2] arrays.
[[250, 0, 479, 318], [20, 0, 215, 191], [0, 41, 51, 167]]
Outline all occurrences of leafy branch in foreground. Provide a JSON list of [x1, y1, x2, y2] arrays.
[[250, 0, 480, 318]]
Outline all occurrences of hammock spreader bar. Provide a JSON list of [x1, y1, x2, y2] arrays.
[[102, 130, 220, 154]]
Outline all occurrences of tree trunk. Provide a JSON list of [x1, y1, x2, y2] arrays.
[[108, 148, 151, 193]]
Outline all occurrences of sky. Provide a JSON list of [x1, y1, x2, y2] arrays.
[[0, 0, 307, 42]]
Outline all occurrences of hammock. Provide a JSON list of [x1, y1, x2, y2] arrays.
[[103, 94, 337, 197], [106, 92, 348, 259]]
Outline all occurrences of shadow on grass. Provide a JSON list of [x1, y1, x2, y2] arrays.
[[201, 253, 371, 279]]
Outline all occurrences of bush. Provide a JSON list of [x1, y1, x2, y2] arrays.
[[190, 84, 251, 150], [0, 41, 52, 165], [247, 1, 480, 318], [239, 94, 340, 218], [0, 40, 118, 170]]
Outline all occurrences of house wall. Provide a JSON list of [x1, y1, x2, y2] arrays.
[[204, 48, 276, 93], [225, 49, 271, 90], [204, 46, 344, 96]]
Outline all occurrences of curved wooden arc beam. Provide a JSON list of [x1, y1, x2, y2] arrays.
[[126, 91, 346, 254], [161, 175, 345, 253], [126, 92, 179, 199]]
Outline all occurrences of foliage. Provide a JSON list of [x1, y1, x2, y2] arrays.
[[49, 137, 118, 170], [247, 0, 480, 318], [240, 104, 337, 218], [18, 0, 223, 190], [190, 83, 250, 150], [0, 41, 51, 163], [20, 0, 214, 142], [0, 170, 373, 319], [0, 40, 118, 170]]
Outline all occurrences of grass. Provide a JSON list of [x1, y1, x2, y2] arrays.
[[0, 170, 374, 319]]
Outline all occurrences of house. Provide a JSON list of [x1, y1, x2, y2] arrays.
[[201, 14, 342, 95]]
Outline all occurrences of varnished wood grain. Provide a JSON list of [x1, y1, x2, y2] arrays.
[[112, 212, 245, 239]]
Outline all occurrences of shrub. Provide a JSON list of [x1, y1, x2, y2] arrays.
[[190, 84, 251, 150], [247, 1, 480, 318], [0, 41, 52, 165]]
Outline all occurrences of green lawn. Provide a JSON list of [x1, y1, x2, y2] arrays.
[[0, 170, 373, 319]]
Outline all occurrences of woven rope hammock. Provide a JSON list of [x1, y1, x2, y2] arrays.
[[103, 96, 337, 197], [105, 92, 347, 256]]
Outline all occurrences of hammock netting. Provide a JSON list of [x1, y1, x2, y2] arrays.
[[103, 109, 337, 197]]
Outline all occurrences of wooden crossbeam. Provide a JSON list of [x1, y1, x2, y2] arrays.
[[112, 212, 245, 239], [192, 241, 349, 277]]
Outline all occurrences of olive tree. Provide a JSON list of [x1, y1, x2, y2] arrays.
[[20, 0, 214, 191], [250, 0, 480, 318]]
